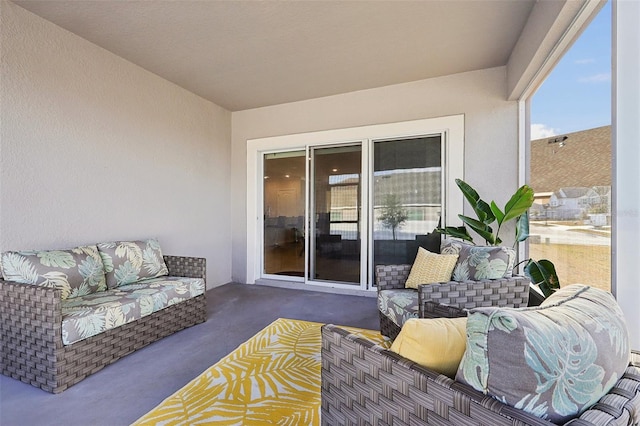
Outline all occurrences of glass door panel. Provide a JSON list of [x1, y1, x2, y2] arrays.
[[263, 151, 306, 277], [372, 136, 443, 270], [310, 145, 362, 284]]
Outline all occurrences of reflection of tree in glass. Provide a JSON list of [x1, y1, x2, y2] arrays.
[[379, 194, 408, 240]]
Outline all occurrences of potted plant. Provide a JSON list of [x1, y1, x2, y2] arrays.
[[439, 179, 560, 301]]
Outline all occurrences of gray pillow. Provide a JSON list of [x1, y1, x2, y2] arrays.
[[456, 284, 630, 423], [97, 239, 169, 288], [441, 239, 515, 280], [0, 245, 107, 299]]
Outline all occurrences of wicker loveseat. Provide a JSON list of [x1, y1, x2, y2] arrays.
[[324, 282, 640, 425], [321, 325, 640, 426], [0, 240, 207, 393], [376, 263, 531, 339]]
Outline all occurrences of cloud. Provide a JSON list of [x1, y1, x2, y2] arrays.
[[578, 72, 611, 83], [531, 124, 558, 140], [575, 58, 596, 64]]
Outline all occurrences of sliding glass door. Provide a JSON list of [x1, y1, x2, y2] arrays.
[[253, 115, 463, 290], [309, 144, 362, 284], [261, 136, 443, 288]]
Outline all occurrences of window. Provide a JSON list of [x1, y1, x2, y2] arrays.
[[372, 136, 442, 267], [529, 2, 611, 292]]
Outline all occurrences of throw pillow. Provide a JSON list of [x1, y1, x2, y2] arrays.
[[390, 317, 467, 378], [404, 248, 458, 289], [416, 229, 442, 254], [0, 245, 107, 299], [441, 239, 514, 280], [97, 238, 169, 288], [456, 284, 630, 424]]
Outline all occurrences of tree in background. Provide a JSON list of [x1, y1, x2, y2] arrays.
[[379, 194, 408, 240]]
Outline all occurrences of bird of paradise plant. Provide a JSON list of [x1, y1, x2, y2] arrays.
[[439, 178, 560, 298]]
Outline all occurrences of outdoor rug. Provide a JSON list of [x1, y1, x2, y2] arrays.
[[133, 318, 389, 425]]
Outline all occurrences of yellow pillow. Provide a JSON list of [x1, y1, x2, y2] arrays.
[[404, 248, 458, 289], [390, 317, 467, 378]]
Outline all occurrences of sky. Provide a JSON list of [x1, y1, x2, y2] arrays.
[[530, 1, 611, 140]]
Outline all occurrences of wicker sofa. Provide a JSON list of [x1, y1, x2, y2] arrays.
[[0, 241, 207, 394], [321, 325, 640, 426], [376, 263, 531, 339]]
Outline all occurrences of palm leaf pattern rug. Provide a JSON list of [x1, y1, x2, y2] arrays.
[[133, 318, 389, 425]]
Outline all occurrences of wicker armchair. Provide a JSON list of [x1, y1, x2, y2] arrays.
[[0, 255, 207, 393], [321, 324, 640, 426], [376, 264, 530, 339]]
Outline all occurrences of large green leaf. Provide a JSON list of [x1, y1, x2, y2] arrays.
[[474, 199, 495, 224], [438, 226, 473, 243], [516, 211, 530, 243], [456, 179, 495, 224], [501, 185, 534, 224], [459, 214, 496, 245], [524, 259, 560, 297], [456, 179, 480, 206], [490, 201, 505, 225]]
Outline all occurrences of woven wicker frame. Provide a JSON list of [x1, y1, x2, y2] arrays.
[[379, 300, 469, 340], [376, 264, 530, 338], [321, 324, 640, 426], [0, 255, 206, 393]]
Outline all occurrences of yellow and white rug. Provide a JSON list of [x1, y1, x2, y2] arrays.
[[133, 318, 389, 426]]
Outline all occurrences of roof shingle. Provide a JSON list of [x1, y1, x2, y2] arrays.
[[530, 125, 611, 193]]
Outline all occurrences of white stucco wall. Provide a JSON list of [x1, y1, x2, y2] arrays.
[[231, 67, 519, 283], [0, 2, 232, 288]]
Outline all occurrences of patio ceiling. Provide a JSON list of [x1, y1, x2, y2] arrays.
[[14, 0, 582, 112]]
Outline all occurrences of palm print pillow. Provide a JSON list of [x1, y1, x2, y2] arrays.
[[456, 284, 630, 423], [441, 239, 515, 280], [97, 239, 169, 288], [0, 245, 107, 299]]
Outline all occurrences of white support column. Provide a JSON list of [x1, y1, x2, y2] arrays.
[[613, 0, 640, 349]]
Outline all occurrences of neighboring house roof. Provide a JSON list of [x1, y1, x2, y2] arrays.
[[530, 125, 611, 193], [555, 187, 595, 199], [592, 186, 611, 196]]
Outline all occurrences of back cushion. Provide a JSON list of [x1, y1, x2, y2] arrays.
[[391, 317, 467, 378], [97, 239, 169, 288], [0, 245, 107, 299], [441, 239, 515, 280], [404, 248, 458, 289], [456, 284, 630, 424]]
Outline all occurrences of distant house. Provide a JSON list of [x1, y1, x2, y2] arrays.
[[546, 187, 599, 220]]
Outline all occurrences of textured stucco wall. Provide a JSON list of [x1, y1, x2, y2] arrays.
[[0, 2, 232, 288], [231, 67, 519, 283]]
